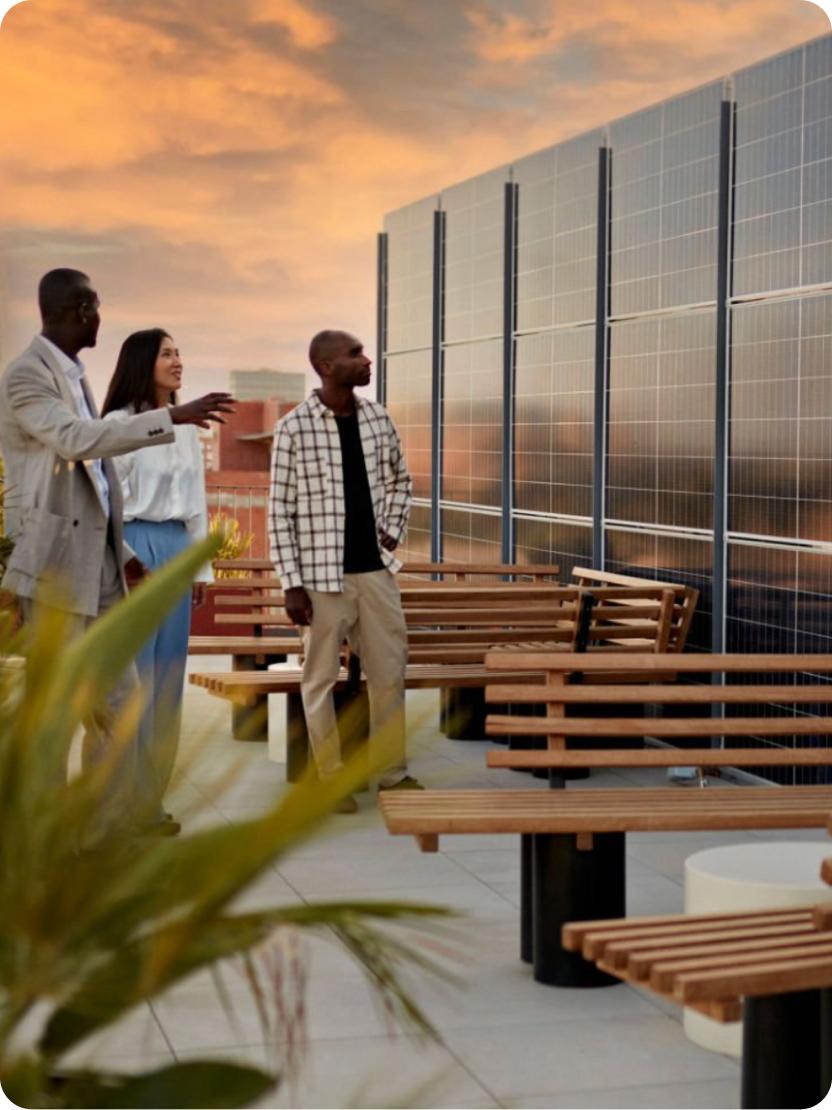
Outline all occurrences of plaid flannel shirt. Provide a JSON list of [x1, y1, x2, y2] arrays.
[[268, 391, 412, 592]]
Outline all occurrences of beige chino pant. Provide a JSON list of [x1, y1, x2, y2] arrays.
[[301, 569, 408, 786]]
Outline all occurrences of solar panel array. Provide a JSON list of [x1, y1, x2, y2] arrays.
[[381, 35, 832, 780]]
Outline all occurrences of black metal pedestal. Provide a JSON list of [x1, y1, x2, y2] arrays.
[[520, 834, 533, 963], [821, 988, 832, 1103], [742, 990, 824, 1109], [530, 831, 625, 986], [441, 687, 486, 740]]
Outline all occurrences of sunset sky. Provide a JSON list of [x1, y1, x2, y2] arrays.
[[1, 0, 829, 401]]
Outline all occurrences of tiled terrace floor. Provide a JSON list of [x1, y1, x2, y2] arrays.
[[72, 658, 831, 1109]]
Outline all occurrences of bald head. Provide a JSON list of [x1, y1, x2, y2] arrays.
[[308, 329, 353, 374], [38, 268, 93, 325]]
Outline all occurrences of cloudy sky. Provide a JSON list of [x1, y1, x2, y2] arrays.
[[0, 0, 829, 400]]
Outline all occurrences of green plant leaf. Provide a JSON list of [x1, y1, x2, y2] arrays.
[[40, 535, 221, 728], [41, 901, 454, 1055], [57, 1061, 276, 1109]]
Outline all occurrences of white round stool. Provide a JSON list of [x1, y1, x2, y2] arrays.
[[683, 841, 832, 1057]]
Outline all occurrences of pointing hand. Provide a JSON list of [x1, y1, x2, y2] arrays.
[[170, 393, 236, 428]]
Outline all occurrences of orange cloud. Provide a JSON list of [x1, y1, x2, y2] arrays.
[[0, 0, 828, 399], [247, 0, 337, 48], [465, 0, 827, 69], [0, 0, 342, 173]]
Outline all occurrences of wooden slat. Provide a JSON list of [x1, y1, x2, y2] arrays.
[[676, 955, 832, 1002], [485, 748, 832, 768], [821, 857, 832, 886], [189, 666, 550, 704], [189, 628, 565, 653], [212, 559, 563, 579], [564, 908, 814, 955], [483, 714, 832, 738], [562, 907, 810, 951], [485, 682, 832, 704], [484, 651, 832, 673], [378, 787, 832, 839], [644, 934, 832, 989], [602, 921, 822, 970], [570, 565, 688, 593], [402, 562, 560, 578], [214, 585, 580, 606], [188, 636, 301, 654]]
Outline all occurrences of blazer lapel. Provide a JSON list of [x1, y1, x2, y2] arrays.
[[30, 335, 81, 414]]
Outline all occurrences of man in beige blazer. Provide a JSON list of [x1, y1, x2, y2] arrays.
[[0, 268, 233, 843]]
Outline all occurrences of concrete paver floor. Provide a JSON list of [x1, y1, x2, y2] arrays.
[[70, 657, 831, 1109]]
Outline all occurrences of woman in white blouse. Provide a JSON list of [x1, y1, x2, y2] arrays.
[[102, 328, 212, 835]]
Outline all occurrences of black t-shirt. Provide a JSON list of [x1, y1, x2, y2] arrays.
[[335, 411, 384, 574]]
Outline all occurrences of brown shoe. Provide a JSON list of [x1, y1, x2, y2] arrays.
[[334, 794, 359, 814], [378, 776, 424, 792]]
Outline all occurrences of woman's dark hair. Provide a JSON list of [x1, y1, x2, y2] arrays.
[[102, 328, 177, 415]]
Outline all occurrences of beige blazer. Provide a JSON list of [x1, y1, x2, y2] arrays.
[[0, 335, 176, 616]]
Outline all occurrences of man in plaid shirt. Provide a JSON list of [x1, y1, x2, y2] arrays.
[[268, 330, 422, 811]]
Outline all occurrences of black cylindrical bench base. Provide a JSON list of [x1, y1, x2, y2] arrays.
[[441, 687, 486, 740], [742, 990, 823, 1110], [821, 988, 832, 1103], [532, 831, 625, 987], [520, 834, 533, 963]]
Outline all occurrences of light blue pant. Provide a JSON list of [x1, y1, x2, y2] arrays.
[[124, 519, 192, 824]]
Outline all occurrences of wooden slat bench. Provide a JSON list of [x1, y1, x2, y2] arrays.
[[190, 587, 585, 752], [562, 832, 832, 1109], [189, 586, 680, 749], [192, 581, 579, 741], [191, 663, 554, 780], [568, 565, 698, 655], [192, 584, 583, 743], [379, 653, 832, 989]]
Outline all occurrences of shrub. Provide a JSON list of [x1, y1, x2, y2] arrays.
[[0, 538, 451, 1108]]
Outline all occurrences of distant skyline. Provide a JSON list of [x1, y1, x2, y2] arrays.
[[1, 0, 829, 402]]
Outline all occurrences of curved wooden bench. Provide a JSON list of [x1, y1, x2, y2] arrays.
[[562, 833, 832, 1109]]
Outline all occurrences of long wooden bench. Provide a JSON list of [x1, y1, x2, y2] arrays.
[[190, 586, 586, 752], [379, 653, 832, 988], [189, 586, 680, 750], [192, 662, 555, 780], [192, 583, 583, 743], [563, 827, 832, 1109]]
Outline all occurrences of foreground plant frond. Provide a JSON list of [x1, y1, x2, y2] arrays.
[[0, 538, 455, 1108]]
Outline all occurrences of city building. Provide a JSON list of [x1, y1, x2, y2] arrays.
[[205, 397, 297, 559], [379, 32, 832, 688], [229, 368, 306, 402]]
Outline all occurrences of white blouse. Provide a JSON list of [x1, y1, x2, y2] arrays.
[[105, 406, 213, 582]]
